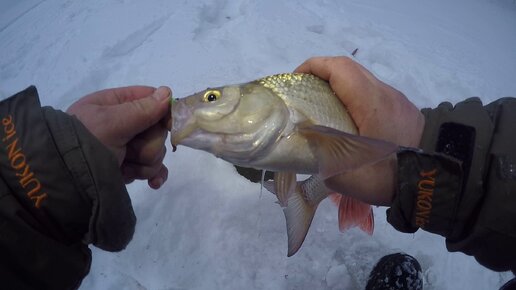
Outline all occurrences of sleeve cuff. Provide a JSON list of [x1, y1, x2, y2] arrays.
[[387, 149, 463, 237], [43, 107, 136, 251], [0, 86, 135, 251]]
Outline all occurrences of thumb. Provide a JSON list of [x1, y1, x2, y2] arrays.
[[111, 86, 171, 138]]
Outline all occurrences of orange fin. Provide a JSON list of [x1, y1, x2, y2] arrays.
[[329, 192, 341, 206], [273, 172, 297, 207], [359, 209, 374, 235], [298, 125, 398, 179], [337, 195, 374, 235]]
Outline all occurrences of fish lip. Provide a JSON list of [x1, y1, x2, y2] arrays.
[[171, 119, 198, 146], [170, 98, 198, 146]]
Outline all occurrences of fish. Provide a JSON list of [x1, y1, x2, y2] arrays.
[[170, 73, 398, 256]]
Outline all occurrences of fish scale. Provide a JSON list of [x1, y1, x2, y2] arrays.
[[257, 73, 357, 134]]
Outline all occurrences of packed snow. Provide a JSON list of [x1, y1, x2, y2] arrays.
[[1, 0, 515, 289]]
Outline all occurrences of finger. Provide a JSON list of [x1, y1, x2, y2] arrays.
[[125, 124, 168, 165], [293, 57, 320, 74], [79, 86, 157, 106], [162, 108, 172, 132], [126, 142, 166, 168], [294, 57, 349, 96], [294, 56, 362, 96], [66, 86, 159, 118], [122, 161, 165, 181], [293, 57, 378, 132], [148, 165, 169, 189], [293, 56, 334, 79], [110, 86, 172, 138], [124, 177, 135, 184], [111, 86, 160, 103]]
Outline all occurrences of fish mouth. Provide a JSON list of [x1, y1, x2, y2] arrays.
[[170, 99, 198, 146], [171, 119, 198, 146]]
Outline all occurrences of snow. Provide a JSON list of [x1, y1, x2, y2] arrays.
[[1, 0, 515, 289]]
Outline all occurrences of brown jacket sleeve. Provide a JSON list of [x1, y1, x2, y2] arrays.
[[0, 86, 136, 289], [387, 97, 516, 273]]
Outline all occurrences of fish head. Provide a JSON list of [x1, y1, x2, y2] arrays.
[[171, 85, 239, 141], [171, 82, 289, 163]]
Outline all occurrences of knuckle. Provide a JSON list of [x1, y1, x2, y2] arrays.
[[133, 99, 152, 115], [335, 56, 353, 66]]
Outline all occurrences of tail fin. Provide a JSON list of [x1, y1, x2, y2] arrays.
[[265, 181, 318, 257], [329, 193, 374, 235]]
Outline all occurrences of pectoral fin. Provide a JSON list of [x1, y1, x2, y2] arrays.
[[299, 125, 398, 179]]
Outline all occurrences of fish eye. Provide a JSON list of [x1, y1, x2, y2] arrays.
[[203, 90, 221, 102]]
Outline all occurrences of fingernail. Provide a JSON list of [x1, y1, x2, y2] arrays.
[[153, 86, 171, 102]]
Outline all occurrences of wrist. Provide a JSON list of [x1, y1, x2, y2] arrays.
[[324, 152, 399, 207], [380, 153, 398, 206]]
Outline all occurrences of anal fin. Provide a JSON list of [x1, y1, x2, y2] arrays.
[[283, 185, 318, 257], [274, 171, 297, 207]]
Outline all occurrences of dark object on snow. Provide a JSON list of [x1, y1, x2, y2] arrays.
[[365, 253, 423, 290], [500, 277, 516, 290], [234, 165, 274, 183], [351, 48, 359, 57]]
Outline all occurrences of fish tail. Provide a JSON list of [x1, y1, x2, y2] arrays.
[[329, 193, 374, 235]]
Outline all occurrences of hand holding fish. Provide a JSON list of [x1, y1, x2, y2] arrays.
[[295, 56, 425, 206], [295, 56, 424, 146], [67, 86, 172, 189]]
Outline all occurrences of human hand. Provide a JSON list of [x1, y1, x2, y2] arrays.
[[66, 86, 171, 189], [295, 56, 425, 205]]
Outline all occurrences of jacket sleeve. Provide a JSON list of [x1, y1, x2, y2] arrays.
[[387, 97, 516, 273], [0, 86, 136, 289]]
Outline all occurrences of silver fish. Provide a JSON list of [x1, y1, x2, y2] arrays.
[[171, 73, 397, 256]]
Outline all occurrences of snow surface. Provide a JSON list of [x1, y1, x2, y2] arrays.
[[1, 0, 516, 289]]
